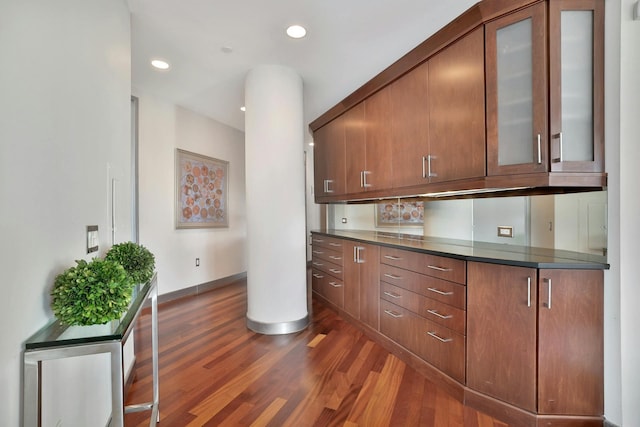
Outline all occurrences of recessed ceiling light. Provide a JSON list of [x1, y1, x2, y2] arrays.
[[286, 25, 307, 39], [240, 106, 246, 112], [150, 59, 170, 70]]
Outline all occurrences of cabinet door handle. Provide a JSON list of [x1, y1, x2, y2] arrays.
[[383, 291, 401, 299], [427, 309, 452, 319], [362, 170, 372, 188], [427, 154, 437, 178], [312, 273, 324, 279], [324, 179, 334, 193], [384, 309, 403, 318], [328, 255, 342, 261], [422, 156, 427, 179], [537, 134, 542, 164], [427, 331, 453, 343], [427, 265, 452, 272], [544, 278, 552, 309], [354, 246, 364, 264], [559, 132, 563, 162], [329, 269, 342, 274], [427, 287, 453, 296], [527, 277, 531, 308], [328, 281, 342, 288], [384, 255, 401, 261], [553, 133, 563, 163], [383, 273, 402, 280]]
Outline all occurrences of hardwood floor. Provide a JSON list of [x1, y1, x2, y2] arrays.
[[124, 279, 510, 427]]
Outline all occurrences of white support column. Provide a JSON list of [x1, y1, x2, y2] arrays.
[[244, 65, 309, 334]]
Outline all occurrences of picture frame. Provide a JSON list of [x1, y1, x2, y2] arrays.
[[375, 201, 424, 228], [175, 148, 229, 229]]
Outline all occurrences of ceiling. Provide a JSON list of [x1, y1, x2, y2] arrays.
[[128, 0, 477, 134]]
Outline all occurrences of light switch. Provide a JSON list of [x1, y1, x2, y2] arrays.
[[87, 225, 99, 253]]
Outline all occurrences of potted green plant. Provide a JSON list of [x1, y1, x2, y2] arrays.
[[105, 241, 155, 284], [51, 258, 134, 326]]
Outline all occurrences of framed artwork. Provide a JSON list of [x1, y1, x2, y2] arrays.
[[175, 149, 229, 229], [375, 201, 424, 227]]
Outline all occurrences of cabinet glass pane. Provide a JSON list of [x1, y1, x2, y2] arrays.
[[497, 18, 534, 166], [561, 11, 594, 162]]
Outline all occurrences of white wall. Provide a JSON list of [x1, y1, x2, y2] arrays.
[[135, 91, 247, 296], [0, 1, 131, 425]]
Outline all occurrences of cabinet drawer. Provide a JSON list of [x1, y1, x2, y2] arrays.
[[380, 247, 466, 284], [311, 256, 343, 280], [380, 300, 412, 349], [380, 264, 466, 309], [381, 282, 465, 335], [312, 268, 344, 308], [414, 315, 465, 383], [311, 246, 344, 265], [311, 235, 345, 251]]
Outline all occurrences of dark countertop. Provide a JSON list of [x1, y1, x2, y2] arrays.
[[311, 229, 609, 270]]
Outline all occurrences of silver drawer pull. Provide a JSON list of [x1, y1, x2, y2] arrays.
[[427, 265, 453, 272], [427, 331, 453, 343], [427, 309, 452, 319], [312, 262, 324, 266], [384, 273, 402, 280], [329, 268, 342, 274], [329, 242, 341, 247], [328, 281, 342, 288], [427, 287, 453, 296], [384, 309, 403, 318], [383, 291, 401, 299], [312, 273, 324, 279], [312, 250, 324, 255], [384, 255, 401, 260], [313, 239, 325, 243], [328, 255, 342, 261]]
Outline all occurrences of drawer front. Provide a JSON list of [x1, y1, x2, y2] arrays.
[[311, 235, 345, 251], [312, 268, 344, 308], [380, 300, 412, 349], [380, 264, 466, 309], [413, 316, 466, 383], [380, 246, 466, 284], [311, 256, 343, 280], [381, 282, 465, 335], [311, 246, 344, 265]]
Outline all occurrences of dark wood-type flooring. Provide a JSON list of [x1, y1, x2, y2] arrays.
[[125, 279, 510, 427]]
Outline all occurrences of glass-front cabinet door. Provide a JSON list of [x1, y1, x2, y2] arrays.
[[549, 0, 604, 173], [486, 2, 547, 176]]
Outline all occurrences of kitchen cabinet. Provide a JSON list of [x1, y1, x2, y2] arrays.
[[389, 61, 430, 189], [313, 115, 345, 198], [467, 262, 604, 416], [486, 0, 604, 176], [427, 27, 485, 183], [549, 0, 604, 173], [344, 103, 367, 194], [311, 235, 346, 308], [467, 262, 538, 411], [344, 241, 380, 329]]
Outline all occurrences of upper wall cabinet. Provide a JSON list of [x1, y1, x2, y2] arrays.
[[313, 115, 346, 198], [428, 28, 486, 183], [486, 0, 604, 176]]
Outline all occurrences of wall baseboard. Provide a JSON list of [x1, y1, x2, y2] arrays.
[[144, 272, 247, 307], [604, 419, 620, 427]]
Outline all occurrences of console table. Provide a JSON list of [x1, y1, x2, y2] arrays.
[[23, 273, 159, 427]]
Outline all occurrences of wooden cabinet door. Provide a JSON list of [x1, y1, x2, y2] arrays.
[[486, 2, 548, 176], [312, 116, 345, 199], [358, 243, 380, 330], [363, 87, 393, 191], [549, 0, 604, 173], [467, 262, 537, 412], [342, 241, 361, 319], [389, 61, 429, 189], [538, 269, 604, 415], [428, 28, 485, 183], [344, 103, 367, 195]]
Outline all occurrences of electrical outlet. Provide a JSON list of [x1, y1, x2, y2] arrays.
[[342, 218, 347, 224], [87, 225, 98, 254], [497, 226, 513, 238], [195, 258, 200, 267]]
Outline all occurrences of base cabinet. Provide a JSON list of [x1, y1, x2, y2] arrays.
[[344, 241, 380, 329], [467, 262, 604, 417]]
